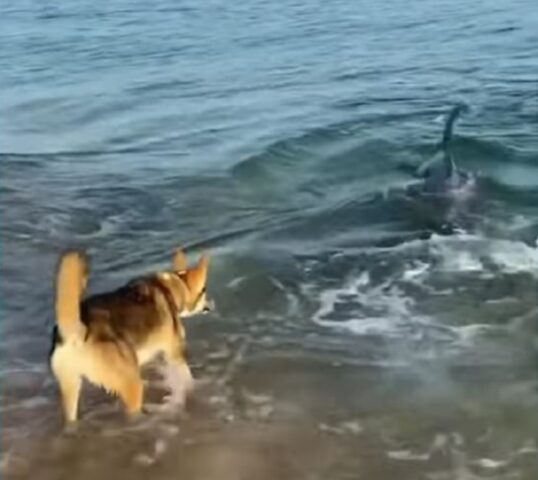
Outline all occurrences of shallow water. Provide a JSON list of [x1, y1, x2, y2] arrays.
[[2, 0, 538, 478]]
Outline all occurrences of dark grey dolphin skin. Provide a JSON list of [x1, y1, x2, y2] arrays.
[[415, 103, 473, 195], [399, 104, 478, 235]]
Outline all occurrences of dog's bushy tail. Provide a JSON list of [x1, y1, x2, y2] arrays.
[[56, 251, 88, 340]]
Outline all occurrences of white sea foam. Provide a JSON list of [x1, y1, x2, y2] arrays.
[[311, 233, 537, 354], [487, 240, 538, 274], [387, 450, 430, 461], [429, 233, 538, 275], [312, 271, 430, 338]]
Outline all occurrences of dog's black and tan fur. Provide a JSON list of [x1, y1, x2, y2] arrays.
[[49, 248, 212, 423]]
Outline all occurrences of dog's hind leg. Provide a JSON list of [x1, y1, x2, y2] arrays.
[[116, 377, 144, 416], [84, 342, 144, 417], [51, 347, 82, 423]]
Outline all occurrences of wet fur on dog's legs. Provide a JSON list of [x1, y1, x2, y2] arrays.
[[84, 342, 144, 417], [118, 378, 144, 416], [51, 341, 144, 422], [50, 249, 212, 423], [51, 349, 82, 423]]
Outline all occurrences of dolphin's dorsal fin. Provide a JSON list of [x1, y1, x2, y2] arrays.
[[417, 104, 467, 181]]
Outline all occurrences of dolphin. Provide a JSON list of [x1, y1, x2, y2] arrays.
[[415, 103, 474, 196], [400, 104, 478, 234]]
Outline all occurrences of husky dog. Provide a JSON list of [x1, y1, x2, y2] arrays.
[[49, 248, 212, 423]]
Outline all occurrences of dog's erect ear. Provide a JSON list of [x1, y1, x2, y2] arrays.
[[173, 248, 188, 272], [185, 253, 210, 293]]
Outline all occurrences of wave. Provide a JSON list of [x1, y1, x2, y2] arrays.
[[308, 232, 538, 365]]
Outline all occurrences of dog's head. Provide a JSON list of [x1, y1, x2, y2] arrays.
[[172, 249, 214, 317]]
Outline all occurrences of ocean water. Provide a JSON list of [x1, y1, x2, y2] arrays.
[[2, 0, 538, 478]]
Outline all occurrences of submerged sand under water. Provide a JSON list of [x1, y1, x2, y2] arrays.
[[3, 234, 538, 480], [3, 0, 538, 477]]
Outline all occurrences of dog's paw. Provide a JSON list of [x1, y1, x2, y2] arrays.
[[62, 422, 79, 436]]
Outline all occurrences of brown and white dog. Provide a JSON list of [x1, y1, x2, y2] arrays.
[[49, 248, 212, 423]]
